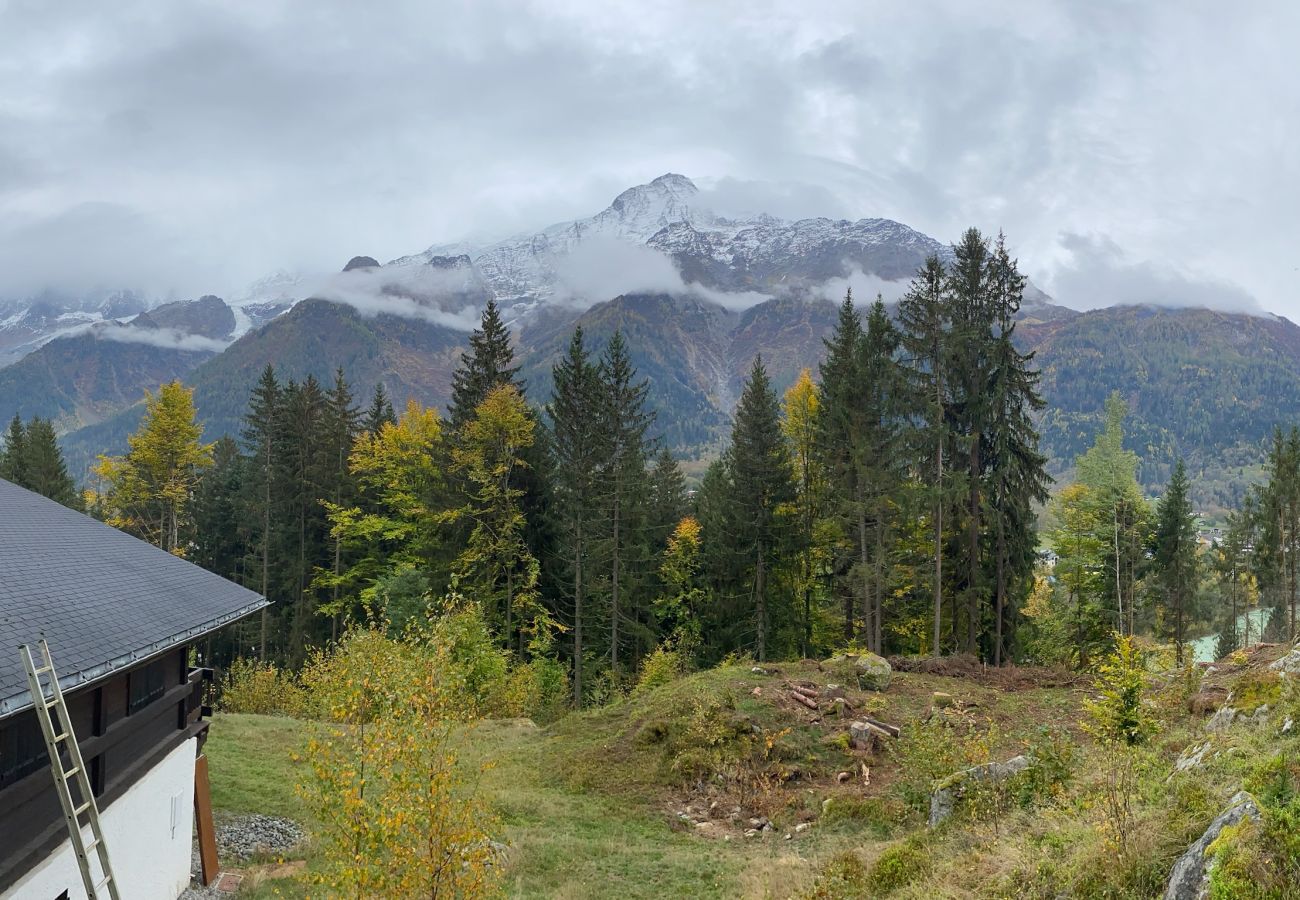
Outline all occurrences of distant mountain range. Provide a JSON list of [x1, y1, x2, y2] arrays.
[[0, 174, 1291, 515]]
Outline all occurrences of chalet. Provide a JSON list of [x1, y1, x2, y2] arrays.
[[0, 478, 267, 899]]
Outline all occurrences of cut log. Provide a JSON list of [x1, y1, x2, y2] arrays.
[[861, 716, 900, 738], [790, 691, 819, 711]]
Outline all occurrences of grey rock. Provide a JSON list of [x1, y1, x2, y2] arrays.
[[1268, 646, 1300, 673], [825, 652, 892, 691], [1205, 706, 1238, 732], [928, 754, 1034, 827], [1163, 791, 1260, 900]]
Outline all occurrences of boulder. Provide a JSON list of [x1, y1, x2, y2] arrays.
[[825, 652, 892, 691], [1205, 706, 1237, 732], [1163, 791, 1260, 900], [1268, 645, 1300, 674], [928, 755, 1034, 827], [1170, 741, 1212, 779]]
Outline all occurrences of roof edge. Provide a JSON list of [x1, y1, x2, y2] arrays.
[[1, 596, 269, 720]]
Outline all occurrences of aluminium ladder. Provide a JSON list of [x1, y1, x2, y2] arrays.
[[20, 639, 121, 900]]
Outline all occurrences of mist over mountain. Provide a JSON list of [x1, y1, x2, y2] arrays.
[[0, 173, 1289, 516]]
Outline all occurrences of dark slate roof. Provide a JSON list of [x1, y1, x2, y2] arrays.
[[0, 478, 267, 719]]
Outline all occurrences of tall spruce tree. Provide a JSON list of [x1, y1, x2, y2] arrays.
[[22, 418, 82, 509], [1154, 459, 1198, 664], [546, 328, 603, 702], [242, 365, 282, 658], [897, 256, 952, 655], [278, 375, 330, 663], [0, 415, 27, 484], [727, 356, 795, 661], [983, 235, 1050, 663], [946, 227, 996, 653], [363, 382, 397, 436], [595, 330, 653, 673], [817, 291, 867, 640], [449, 299, 523, 429], [322, 369, 361, 639], [783, 370, 823, 656]]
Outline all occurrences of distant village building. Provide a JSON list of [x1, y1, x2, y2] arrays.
[[0, 479, 266, 899]]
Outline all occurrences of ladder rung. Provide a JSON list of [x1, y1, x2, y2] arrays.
[[64, 766, 80, 778], [53, 731, 68, 742], [74, 801, 92, 817], [45, 697, 59, 709], [95, 874, 112, 890], [84, 837, 99, 852], [33, 664, 53, 675]]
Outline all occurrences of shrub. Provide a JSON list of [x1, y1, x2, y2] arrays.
[[865, 836, 930, 894], [633, 645, 686, 697], [218, 658, 306, 717], [819, 796, 903, 838], [803, 851, 869, 899]]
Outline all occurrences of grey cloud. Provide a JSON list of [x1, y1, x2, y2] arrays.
[[306, 266, 483, 331], [816, 269, 910, 306], [1049, 233, 1261, 314], [2, 1, 1300, 318], [75, 323, 231, 353]]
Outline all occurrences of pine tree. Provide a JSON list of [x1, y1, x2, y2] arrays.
[[1154, 459, 1198, 664], [0, 414, 26, 484], [321, 369, 361, 639], [22, 418, 82, 509], [546, 328, 603, 702], [897, 256, 951, 655], [242, 365, 282, 659], [817, 291, 867, 640], [192, 436, 249, 581], [363, 382, 397, 436], [647, 446, 688, 559], [278, 375, 330, 663], [946, 227, 995, 653], [727, 356, 795, 661], [449, 299, 523, 429], [983, 234, 1050, 663], [595, 330, 653, 673]]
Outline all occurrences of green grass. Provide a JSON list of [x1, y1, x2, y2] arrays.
[[205, 654, 1300, 898]]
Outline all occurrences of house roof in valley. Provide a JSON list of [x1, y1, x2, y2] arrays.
[[0, 478, 267, 719]]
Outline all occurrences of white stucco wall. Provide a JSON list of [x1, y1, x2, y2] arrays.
[[5, 736, 197, 900]]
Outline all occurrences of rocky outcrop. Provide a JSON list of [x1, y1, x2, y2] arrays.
[[825, 652, 892, 691], [1163, 791, 1260, 900], [928, 755, 1034, 827], [1268, 644, 1300, 674]]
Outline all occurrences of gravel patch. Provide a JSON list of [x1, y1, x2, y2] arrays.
[[179, 814, 305, 898]]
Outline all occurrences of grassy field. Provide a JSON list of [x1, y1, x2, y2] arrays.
[[203, 650, 1300, 897]]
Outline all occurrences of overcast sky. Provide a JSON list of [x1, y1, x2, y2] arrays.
[[1, 1, 1296, 316]]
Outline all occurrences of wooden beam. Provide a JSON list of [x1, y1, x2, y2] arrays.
[[194, 754, 219, 886]]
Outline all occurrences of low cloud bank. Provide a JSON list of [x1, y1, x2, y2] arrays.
[[1049, 233, 1262, 315], [305, 264, 484, 331], [816, 267, 910, 306], [77, 322, 231, 352]]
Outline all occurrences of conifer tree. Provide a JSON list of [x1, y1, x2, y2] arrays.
[[0, 414, 27, 484], [363, 382, 397, 436], [983, 234, 1050, 663], [22, 418, 82, 509], [897, 256, 951, 654], [192, 436, 249, 581], [278, 375, 330, 663], [817, 291, 867, 640], [322, 369, 361, 639], [449, 299, 523, 429], [546, 328, 602, 701], [1153, 459, 1198, 664], [595, 330, 653, 673], [241, 365, 282, 658], [946, 227, 996, 652], [727, 356, 795, 661]]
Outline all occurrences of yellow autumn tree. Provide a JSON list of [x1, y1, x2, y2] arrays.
[[448, 384, 545, 651], [320, 399, 446, 623], [781, 369, 834, 655], [299, 624, 499, 897], [94, 381, 212, 553]]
